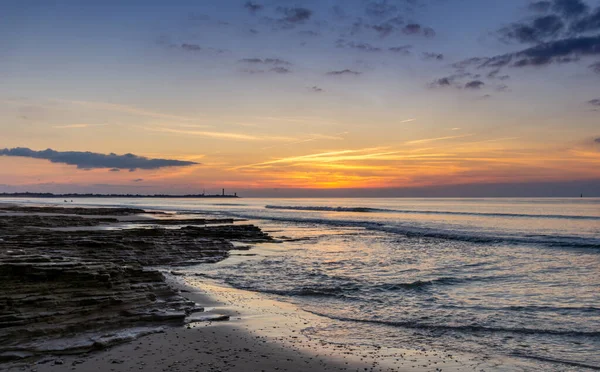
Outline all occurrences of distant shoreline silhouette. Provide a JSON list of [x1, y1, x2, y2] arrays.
[[0, 192, 239, 198]]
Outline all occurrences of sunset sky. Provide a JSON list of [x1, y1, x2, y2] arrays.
[[2, 0, 600, 196]]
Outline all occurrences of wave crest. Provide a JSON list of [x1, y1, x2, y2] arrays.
[[265, 205, 600, 220]]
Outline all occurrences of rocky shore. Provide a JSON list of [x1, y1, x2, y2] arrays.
[[0, 205, 272, 363]]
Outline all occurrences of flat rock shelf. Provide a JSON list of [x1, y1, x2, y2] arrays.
[[0, 205, 272, 363]]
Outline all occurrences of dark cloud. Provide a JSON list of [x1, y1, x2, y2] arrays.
[[487, 0, 598, 79], [429, 71, 484, 89], [239, 58, 292, 65], [403, 24, 421, 34], [589, 98, 600, 106], [595, 137, 600, 143], [464, 35, 600, 69], [429, 77, 454, 88], [244, 2, 263, 13], [529, 1, 552, 12], [552, 0, 589, 18], [132, 178, 144, 183], [326, 69, 362, 76], [571, 8, 600, 33], [0, 148, 199, 170], [465, 80, 485, 89], [529, 14, 565, 38], [369, 16, 405, 37], [511, 34, 600, 67], [500, 15, 564, 44], [388, 45, 412, 55], [347, 1, 429, 38], [336, 40, 382, 52], [436, 1, 599, 96], [310, 86, 324, 93], [277, 7, 312, 23], [402, 24, 436, 37], [422, 52, 444, 60], [371, 24, 394, 37], [109, 168, 120, 172], [159, 40, 226, 54], [487, 69, 511, 80], [493, 0, 600, 62], [270, 67, 291, 74], [180, 43, 202, 52]]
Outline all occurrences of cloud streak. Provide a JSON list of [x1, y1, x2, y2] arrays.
[[239, 58, 292, 65], [53, 124, 108, 129], [326, 69, 362, 76], [144, 127, 293, 141], [405, 134, 475, 145], [0, 147, 198, 170]]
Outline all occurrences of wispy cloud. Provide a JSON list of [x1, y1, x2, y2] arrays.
[[234, 148, 375, 169], [405, 134, 475, 145], [233, 147, 437, 170], [233, 147, 456, 172], [400, 118, 417, 123], [53, 124, 108, 129], [144, 127, 293, 141]]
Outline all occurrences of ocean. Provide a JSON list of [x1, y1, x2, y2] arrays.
[[5, 197, 600, 370]]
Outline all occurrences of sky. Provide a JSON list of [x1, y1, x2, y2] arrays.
[[1, 0, 600, 197]]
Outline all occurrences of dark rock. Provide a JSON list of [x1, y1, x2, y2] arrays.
[[0, 205, 272, 363]]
